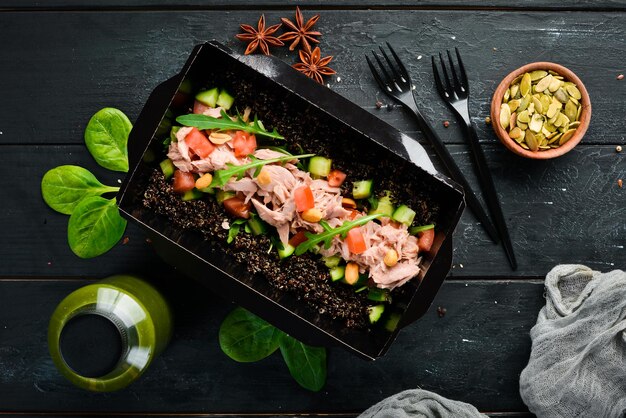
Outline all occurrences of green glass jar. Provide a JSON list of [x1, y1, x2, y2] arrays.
[[48, 275, 173, 392]]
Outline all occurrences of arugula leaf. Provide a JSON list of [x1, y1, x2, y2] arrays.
[[176, 110, 284, 140], [279, 333, 327, 392], [295, 213, 383, 256], [210, 154, 315, 189], [219, 307, 283, 362], [227, 219, 247, 244]]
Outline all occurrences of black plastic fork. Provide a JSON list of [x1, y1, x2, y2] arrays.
[[366, 43, 499, 244], [432, 48, 517, 270]]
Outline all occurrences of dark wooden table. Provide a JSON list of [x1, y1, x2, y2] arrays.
[[1, 1, 624, 416]]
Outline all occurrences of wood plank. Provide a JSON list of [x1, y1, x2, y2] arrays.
[[0, 0, 624, 11], [0, 11, 624, 146], [0, 277, 543, 414], [2, 144, 623, 278]]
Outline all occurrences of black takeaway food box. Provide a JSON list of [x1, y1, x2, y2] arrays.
[[118, 41, 465, 360]]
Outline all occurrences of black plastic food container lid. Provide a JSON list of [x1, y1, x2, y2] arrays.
[[118, 41, 465, 360]]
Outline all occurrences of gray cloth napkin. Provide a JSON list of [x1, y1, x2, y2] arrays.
[[520, 264, 626, 417], [358, 389, 486, 418]]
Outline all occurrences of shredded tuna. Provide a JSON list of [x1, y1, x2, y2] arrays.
[[167, 130, 422, 289], [202, 107, 225, 118]]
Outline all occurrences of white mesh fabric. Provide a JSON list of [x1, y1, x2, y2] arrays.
[[359, 389, 486, 418], [520, 264, 626, 418]]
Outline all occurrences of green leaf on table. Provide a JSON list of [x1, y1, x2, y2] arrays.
[[41, 165, 119, 215], [67, 196, 127, 258], [279, 334, 327, 392], [219, 307, 283, 362], [84, 107, 132, 172]]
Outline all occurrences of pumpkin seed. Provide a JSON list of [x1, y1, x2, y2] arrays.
[[526, 131, 539, 151], [532, 96, 543, 114], [529, 113, 544, 133], [520, 142, 530, 150], [577, 105, 582, 120], [509, 127, 523, 139], [566, 84, 582, 100], [540, 94, 551, 110], [546, 102, 560, 119], [499, 103, 511, 129], [529, 70, 548, 81], [517, 121, 528, 130], [509, 112, 517, 129], [518, 110, 531, 124], [503, 88, 511, 102], [511, 74, 524, 85], [510, 84, 520, 99], [508, 99, 521, 112], [518, 94, 531, 112], [569, 121, 581, 129], [555, 88, 569, 103], [559, 129, 576, 145], [535, 74, 553, 92], [564, 100, 578, 122], [520, 73, 532, 96], [548, 77, 562, 93]]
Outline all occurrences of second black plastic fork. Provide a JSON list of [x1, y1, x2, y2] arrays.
[[366, 43, 499, 244], [432, 48, 517, 270]]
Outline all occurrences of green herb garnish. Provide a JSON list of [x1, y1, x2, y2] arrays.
[[210, 153, 315, 188], [227, 219, 247, 244], [176, 110, 284, 140], [295, 213, 383, 256], [409, 224, 435, 235]]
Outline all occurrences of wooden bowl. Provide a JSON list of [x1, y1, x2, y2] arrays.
[[490, 62, 591, 159]]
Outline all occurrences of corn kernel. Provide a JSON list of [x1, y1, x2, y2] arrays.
[[195, 173, 213, 190], [345, 262, 359, 285], [301, 208, 323, 223], [208, 132, 232, 145], [384, 249, 399, 267], [256, 168, 272, 186], [341, 198, 357, 209]]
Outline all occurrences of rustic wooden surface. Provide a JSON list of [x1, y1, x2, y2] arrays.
[[0, 2, 624, 417]]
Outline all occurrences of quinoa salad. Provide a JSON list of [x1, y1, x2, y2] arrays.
[[143, 86, 439, 329]]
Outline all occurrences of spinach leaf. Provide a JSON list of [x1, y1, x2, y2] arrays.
[[279, 334, 327, 392], [41, 165, 119, 215], [67, 196, 127, 258], [219, 307, 283, 362], [84, 108, 132, 172]]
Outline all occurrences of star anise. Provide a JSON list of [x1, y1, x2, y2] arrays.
[[279, 6, 321, 52], [292, 47, 336, 84], [236, 14, 283, 55]]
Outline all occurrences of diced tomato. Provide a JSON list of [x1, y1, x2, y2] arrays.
[[294, 186, 315, 212], [327, 170, 347, 187], [222, 195, 251, 219], [288, 230, 309, 247], [417, 228, 435, 252], [348, 210, 361, 220], [345, 227, 367, 254], [172, 170, 195, 194], [232, 130, 257, 158], [185, 127, 215, 158], [193, 100, 211, 115]]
